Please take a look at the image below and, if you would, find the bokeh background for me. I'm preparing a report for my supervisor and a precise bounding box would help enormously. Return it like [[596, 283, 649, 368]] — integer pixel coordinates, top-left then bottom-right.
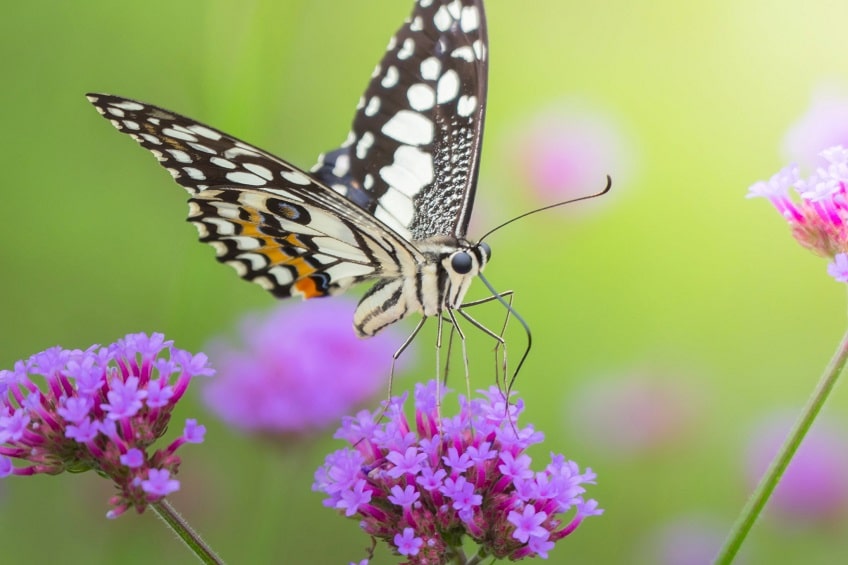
[[3, 0, 848, 563]]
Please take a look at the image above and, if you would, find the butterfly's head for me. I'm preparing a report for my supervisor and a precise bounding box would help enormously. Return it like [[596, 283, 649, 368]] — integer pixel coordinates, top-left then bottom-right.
[[442, 241, 491, 309]]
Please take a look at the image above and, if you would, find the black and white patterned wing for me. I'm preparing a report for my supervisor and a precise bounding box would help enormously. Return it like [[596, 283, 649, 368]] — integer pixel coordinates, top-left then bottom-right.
[[87, 93, 421, 299], [314, 0, 488, 242]]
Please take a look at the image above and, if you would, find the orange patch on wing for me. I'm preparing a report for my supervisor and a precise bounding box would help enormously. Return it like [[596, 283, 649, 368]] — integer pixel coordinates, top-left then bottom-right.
[[294, 276, 322, 298], [234, 210, 314, 266], [257, 246, 294, 265], [285, 256, 317, 276]]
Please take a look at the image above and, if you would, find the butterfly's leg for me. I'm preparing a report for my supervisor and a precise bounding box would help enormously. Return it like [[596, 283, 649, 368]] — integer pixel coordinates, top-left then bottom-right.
[[441, 317, 457, 386], [456, 307, 505, 384], [373, 317, 429, 423], [459, 290, 515, 390], [435, 316, 445, 424], [445, 308, 471, 402]]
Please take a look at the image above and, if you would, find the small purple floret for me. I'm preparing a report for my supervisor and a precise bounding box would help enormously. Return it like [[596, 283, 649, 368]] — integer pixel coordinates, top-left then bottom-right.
[[120, 448, 144, 469], [141, 468, 180, 496], [394, 528, 424, 557]]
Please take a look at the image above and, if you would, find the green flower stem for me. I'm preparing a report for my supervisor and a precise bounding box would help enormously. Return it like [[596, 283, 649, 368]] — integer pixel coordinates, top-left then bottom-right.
[[151, 499, 225, 565], [715, 326, 848, 564]]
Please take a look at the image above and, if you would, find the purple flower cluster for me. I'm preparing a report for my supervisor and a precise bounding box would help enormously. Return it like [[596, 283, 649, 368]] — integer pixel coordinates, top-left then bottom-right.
[[313, 381, 601, 563], [748, 145, 848, 281], [203, 299, 407, 435], [0, 332, 213, 518]]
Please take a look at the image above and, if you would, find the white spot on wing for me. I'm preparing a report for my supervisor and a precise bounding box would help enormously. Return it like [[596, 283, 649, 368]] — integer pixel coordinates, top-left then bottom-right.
[[460, 5, 480, 31], [410, 15, 424, 31], [141, 134, 162, 145], [205, 217, 237, 236], [398, 38, 415, 60], [122, 120, 140, 130], [224, 146, 259, 159], [226, 171, 266, 186], [356, 132, 375, 159], [267, 266, 295, 285], [162, 127, 198, 142], [379, 145, 433, 197], [244, 163, 273, 181], [420, 57, 441, 81], [188, 142, 215, 154], [211, 157, 236, 169], [381, 66, 399, 88], [437, 70, 460, 104], [433, 5, 453, 31], [254, 276, 275, 292], [364, 96, 381, 117], [281, 170, 312, 185], [184, 167, 206, 180], [106, 107, 125, 118], [376, 189, 415, 227], [324, 262, 374, 281], [457, 95, 477, 117], [381, 110, 433, 145], [332, 153, 350, 177], [451, 45, 475, 62], [473, 39, 486, 60], [187, 124, 222, 140], [167, 149, 192, 163], [407, 83, 435, 111], [113, 101, 144, 111]]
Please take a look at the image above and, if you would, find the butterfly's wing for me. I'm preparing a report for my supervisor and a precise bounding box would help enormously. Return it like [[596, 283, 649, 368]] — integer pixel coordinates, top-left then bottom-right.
[[87, 93, 422, 299], [314, 0, 488, 242]]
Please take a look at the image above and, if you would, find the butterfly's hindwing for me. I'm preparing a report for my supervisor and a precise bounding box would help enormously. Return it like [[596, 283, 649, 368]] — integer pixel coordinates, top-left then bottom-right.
[[87, 93, 422, 300], [315, 0, 488, 241]]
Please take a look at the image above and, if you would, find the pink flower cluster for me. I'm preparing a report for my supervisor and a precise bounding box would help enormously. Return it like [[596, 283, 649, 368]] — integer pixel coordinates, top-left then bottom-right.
[[203, 299, 407, 435], [0, 332, 213, 518], [748, 145, 848, 281], [314, 381, 601, 564]]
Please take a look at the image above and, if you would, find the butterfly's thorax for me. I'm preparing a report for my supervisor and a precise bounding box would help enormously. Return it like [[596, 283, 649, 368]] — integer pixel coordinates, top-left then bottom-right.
[[353, 237, 489, 337]]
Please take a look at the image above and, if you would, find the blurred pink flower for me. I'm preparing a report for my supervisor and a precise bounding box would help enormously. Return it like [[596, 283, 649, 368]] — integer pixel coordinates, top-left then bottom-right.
[[745, 413, 848, 525], [645, 516, 741, 565], [203, 298, 409, 436], [567, 366, 706, 456], [784, 85, 848, 169], [507, 101, 636, 205]]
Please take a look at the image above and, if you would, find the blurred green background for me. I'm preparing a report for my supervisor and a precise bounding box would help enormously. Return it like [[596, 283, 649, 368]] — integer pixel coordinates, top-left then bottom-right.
[[3, 0, 848, 563]]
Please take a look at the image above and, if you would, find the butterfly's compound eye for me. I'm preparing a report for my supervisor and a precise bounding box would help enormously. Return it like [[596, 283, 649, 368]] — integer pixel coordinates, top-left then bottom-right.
[[451, 251, 474, 274], [479, 242, 491, 261]]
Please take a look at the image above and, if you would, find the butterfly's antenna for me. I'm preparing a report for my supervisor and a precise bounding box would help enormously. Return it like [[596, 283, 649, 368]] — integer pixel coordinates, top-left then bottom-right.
[[477, 272, 531, 392], [478, 175, 612, 244]]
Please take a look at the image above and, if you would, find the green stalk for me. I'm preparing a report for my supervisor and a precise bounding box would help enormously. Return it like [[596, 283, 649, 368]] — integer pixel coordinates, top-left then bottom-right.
[[715, 326, 848, 563], [151, 499, 225, 565]]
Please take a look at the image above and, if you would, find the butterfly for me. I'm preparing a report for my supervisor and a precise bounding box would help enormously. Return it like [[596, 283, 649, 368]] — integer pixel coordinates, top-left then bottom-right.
[[88, 0, 501, 355]]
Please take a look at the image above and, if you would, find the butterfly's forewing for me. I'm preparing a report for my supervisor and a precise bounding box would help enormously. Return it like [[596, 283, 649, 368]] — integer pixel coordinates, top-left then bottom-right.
[[87, 94, 421, 300], [315, 0, 488, 241]]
